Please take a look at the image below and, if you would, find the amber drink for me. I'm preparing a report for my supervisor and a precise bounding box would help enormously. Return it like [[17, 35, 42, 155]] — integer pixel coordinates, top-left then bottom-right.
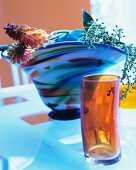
[[80, 75, 121, 165]]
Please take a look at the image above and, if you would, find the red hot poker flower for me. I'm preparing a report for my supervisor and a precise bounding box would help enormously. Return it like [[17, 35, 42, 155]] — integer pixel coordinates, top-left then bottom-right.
[[21, 27, 49, 47], [4, 23, 49, 47], [4, 23, 49, 63], [7, 43, 34, 64]]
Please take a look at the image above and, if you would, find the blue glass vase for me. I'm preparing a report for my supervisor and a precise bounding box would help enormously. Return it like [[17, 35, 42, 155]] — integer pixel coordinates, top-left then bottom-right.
[[1, 42, 126, 120]]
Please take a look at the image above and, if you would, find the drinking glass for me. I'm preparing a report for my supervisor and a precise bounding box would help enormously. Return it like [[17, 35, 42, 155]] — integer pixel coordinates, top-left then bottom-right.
[[80, 74, 121, 165]]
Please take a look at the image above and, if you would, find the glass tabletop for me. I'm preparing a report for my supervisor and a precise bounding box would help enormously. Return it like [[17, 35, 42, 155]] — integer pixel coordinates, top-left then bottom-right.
[[0, 84, 136, 170]]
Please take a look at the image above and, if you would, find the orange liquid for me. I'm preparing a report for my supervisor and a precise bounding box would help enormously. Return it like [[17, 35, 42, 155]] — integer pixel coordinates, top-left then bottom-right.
[[81, 75, 120, 160]]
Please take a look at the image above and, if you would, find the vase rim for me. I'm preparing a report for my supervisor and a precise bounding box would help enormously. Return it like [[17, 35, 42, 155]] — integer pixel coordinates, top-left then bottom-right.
[[43, 41, 125, 54], [0, 41, 125, 60]]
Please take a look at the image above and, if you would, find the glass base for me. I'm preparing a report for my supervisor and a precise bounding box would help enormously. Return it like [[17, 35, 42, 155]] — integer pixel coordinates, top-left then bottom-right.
[[48, 109, 80, 120], [85, 152, 121, 165]]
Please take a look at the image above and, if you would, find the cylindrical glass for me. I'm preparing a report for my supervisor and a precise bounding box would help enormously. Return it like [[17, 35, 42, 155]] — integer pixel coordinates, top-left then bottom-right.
[[80, 74, 121, 165]]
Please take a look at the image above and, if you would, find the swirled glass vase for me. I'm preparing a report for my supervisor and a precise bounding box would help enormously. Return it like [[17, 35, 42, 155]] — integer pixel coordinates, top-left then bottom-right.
[[1, 42, 126, 120]]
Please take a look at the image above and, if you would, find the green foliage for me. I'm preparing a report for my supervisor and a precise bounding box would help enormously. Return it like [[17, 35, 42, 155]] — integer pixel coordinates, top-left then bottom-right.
[[82, 10, 136, 99]]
